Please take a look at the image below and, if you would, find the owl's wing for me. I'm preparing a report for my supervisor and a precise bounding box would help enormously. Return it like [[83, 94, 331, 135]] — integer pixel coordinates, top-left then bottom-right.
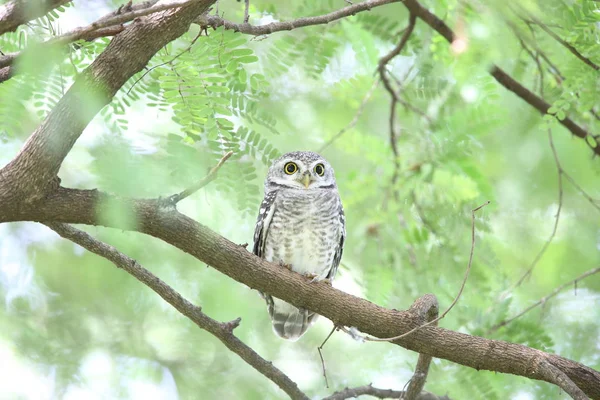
[[252, 190, 278, 307], [252, 190, 278, 258], [326, 204, 346, 281]]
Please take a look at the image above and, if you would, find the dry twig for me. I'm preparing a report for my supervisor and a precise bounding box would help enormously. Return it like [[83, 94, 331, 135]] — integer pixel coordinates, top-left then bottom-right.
[[319, 78, 379, 152], [512, 130, 563, 288], [168, 151, 233, 204], [488, 266, 600, 333], [366, 200, 490, 342]]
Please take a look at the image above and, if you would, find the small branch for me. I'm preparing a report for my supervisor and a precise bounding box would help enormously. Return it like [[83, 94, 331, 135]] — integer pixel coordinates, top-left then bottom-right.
[[319, 78, 379, 152], [538, 360, 588, 400], [512, 130, 563, 288], [322, 384, 451, 400], [366, 201, 490, 342], [45, 222, 309, 400], [527, 14, 599, 72], [317, 325, 338, 388], [562, 172, 600, 213], [243, 0, 250, 23], [322, 384, 405, 400], [488, 266, 600, 333], [167, 151, 233, 204], [197, 0, 401, 35], [404, 294, 439, 400], [378, 13, 417, 203]]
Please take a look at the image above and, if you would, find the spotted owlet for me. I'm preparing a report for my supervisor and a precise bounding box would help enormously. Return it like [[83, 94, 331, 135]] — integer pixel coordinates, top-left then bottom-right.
[[252, 151, 346, 341]]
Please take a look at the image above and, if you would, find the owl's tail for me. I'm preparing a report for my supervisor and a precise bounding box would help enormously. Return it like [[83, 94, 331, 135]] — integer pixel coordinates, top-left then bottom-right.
[[267, 297, 318, 341]]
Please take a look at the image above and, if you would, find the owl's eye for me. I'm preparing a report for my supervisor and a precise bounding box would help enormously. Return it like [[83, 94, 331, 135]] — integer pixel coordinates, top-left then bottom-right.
[[284, 162, 298, 175], [314, 163, 325, 176]]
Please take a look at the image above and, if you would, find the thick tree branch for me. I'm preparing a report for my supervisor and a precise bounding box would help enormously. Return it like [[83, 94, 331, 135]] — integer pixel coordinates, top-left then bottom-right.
[[45, 222, 309, 400], [0, 0, 70, 35], [0, 0, 217, 204], [2, 187, 599, 399], [400, 0, 599, 157]]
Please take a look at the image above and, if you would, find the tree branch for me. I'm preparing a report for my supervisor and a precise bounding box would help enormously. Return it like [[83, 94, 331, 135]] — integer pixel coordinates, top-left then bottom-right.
[[45, 222, 309, 400], [2, 187, 599, 399], [538, 360, 589, 400], [404, 294, 439, 400], [322, 384, 451, 400], [197, 0, 400, 35], [0, 0, 70, 35], [400, 0, 599, 157]]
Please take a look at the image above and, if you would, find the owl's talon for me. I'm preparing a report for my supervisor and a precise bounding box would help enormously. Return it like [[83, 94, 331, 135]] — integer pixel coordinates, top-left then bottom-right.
[[322, 278, 332, 286], [278, 260, 293, 271]]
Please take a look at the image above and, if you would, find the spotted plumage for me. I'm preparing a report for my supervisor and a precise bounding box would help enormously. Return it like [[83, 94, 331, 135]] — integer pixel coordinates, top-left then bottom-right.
[[253, 151, 345, 341]]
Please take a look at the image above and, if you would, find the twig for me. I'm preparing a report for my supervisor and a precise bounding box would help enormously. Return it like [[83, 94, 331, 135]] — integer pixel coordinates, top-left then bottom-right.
[[488, 266, 600, 334], [317, 325, 338, 388], [365, 200, 490, 342], [45, 222, 309, 400], [512, 130, 563, 288], [378, 12, 417, 104], [127, 29, 203, 95], [167, 151, 233, 204], [378, 13, 417, 206], [411, 191, 437, 234], [527, 14, 599, 71], [562, 172, 600, 213], [319, 78, 379, 152], [243, 0, 250, 23]]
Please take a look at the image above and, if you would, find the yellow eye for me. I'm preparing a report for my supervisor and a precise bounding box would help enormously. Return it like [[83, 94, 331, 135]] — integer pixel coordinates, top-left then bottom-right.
[[314, 163, 325, 176], [284, 162, 298, 175]]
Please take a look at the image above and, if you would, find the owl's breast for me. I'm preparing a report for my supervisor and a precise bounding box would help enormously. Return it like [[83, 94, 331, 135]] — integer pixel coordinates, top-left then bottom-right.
[[264, 190, 341, 279]]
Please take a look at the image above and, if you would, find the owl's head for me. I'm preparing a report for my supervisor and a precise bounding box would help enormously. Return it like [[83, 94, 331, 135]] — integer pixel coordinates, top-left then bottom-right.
[[265, 151, 337, 191]]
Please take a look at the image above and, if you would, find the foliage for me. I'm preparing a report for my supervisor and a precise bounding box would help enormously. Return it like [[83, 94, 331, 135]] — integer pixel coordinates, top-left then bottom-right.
[[0, 0, 599, 399]]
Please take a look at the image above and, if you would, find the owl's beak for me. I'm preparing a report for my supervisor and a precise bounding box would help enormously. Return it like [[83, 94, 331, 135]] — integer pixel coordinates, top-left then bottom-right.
[[300, 174, 311, 188]]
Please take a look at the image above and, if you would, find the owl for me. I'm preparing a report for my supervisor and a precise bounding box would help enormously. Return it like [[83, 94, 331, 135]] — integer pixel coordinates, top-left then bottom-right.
[[252, 151, 345, 341]]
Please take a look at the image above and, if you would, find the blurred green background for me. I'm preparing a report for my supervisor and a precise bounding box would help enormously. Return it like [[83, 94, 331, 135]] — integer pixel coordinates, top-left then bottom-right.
[[0, 0, 599, 399]]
